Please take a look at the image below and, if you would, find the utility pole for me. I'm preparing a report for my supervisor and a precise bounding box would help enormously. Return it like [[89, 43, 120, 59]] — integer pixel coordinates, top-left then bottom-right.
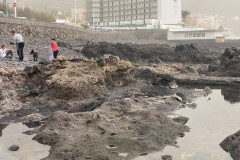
[[23, 0, 25, 10], [14, 0, 17, 18], [6, 0, 8, 17], [114, 12, 116, 30], [92, 8, 94, 29], [75, 0, 77, 27]]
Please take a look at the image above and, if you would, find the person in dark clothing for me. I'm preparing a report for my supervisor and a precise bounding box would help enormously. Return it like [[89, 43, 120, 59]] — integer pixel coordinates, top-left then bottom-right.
[[12, 31, 25, 61]]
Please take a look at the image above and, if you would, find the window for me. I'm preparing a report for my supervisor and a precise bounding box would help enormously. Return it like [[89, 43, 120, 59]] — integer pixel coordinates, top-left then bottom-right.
[[184, 32, 206, 38]]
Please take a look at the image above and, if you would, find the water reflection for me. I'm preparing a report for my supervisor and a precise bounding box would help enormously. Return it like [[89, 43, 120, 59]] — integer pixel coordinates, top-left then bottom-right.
[[135, 90, 240, 160], [221, 87, 240, 104], [0, 123, 50, 160]]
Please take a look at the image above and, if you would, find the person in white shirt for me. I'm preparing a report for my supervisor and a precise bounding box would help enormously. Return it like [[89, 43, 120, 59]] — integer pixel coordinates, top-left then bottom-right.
[[0, 45, 15, 58], [12, 31, 24, 61]]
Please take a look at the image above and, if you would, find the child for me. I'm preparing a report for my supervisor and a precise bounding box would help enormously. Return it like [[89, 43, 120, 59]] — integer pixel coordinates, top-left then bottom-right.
[[51, 38, 59, 59], [0, 45, 15, 58], [49, 44, 53, 62]]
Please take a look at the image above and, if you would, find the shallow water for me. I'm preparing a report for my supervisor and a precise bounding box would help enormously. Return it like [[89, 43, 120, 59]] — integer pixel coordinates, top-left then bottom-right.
[[0, 123, 50, 160], [135, 89, 240, 160]]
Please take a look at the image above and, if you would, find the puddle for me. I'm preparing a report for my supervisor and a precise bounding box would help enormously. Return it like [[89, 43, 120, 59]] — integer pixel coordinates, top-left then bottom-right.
[[135, 89, 240, 160], [0, 123, 50, 160]]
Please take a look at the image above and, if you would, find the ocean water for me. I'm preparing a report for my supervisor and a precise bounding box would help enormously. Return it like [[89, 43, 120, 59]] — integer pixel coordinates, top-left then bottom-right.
[[135, 89, 240, 160]]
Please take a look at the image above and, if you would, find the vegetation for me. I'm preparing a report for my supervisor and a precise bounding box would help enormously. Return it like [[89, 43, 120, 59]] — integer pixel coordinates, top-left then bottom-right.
[[0, 2, 56, 23], [182, 10, 191, 23], [0, 2, 6, 13], [218, 25, 224, 31], [82, 24, 89, 29], [16, 8, 56, 22]]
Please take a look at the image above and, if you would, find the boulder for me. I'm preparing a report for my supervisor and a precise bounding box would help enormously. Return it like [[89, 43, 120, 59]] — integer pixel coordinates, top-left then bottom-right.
[[173, 116, 189, 124], [162, 155, 172, 160], [220, 130, 240, 160], [208, 65, 218, 72], [215, 47, 240, 77], [38, 58, 50, 65], [9, 145, 19, 151], [97, 57, 106, 67], [135, 68, 158, 85], [175, 44, 198, 52]]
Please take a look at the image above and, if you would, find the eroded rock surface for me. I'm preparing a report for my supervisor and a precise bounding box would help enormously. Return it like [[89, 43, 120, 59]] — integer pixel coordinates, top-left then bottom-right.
[[220, 130, 240, 160]]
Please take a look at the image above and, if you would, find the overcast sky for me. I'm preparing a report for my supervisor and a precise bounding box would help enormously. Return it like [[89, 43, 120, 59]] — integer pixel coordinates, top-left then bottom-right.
[[183, 0, 240, 16], [12, 0, 240, 17]]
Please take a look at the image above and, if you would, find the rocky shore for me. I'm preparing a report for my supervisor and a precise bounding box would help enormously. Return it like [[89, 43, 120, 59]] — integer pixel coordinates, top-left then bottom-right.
[[0, 29, 239, 160], [0, 55, 205, 159]]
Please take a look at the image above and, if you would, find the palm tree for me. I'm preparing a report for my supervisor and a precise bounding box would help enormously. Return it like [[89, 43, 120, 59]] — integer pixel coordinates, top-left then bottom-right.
[[182, 10, 190, 23]]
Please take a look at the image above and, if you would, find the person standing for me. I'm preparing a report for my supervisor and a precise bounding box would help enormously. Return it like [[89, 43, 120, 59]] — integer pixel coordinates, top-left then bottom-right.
[[51, 38, 59, 59], [12, 31, 24, 61], [49, 44, 53, 62]]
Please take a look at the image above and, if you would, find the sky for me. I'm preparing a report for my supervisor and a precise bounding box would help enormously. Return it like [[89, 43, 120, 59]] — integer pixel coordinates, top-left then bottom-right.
[[4, 0, 240, 17], [183, 0, 240, 16]]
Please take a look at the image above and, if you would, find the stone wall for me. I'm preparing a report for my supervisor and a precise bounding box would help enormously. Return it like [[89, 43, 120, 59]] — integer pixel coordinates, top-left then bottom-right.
[[0, 17, 168, 43], [0, 17, 93, 41]]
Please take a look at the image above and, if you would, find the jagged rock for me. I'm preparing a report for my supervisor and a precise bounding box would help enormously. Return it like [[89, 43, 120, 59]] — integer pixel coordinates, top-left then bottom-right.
[[39, 58, 50, 65], [175, 44, 198, 52], [9, 145, 19, 151], [213, 47, 240, 77], [173, 116, 189, 124], [162, 155, 173, 160], [176, 92, 187, 102], [135, 68, 158, 85], [208, 65, 219, 72], [187, 103, 197, 109], [169, 80, 178, 89], [97, 58, 106, 67], [0, 124, 7, 137], [220, 130, 240, 160], [24, 66, 41, 75], [222, 47, 240, 60], [172, 94, 183, 102], [203, 86, 212, 95], [186, 66, 196, 73]]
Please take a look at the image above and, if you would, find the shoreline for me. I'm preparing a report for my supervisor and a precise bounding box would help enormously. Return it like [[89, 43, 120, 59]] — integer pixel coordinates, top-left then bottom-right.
[[0, 34, 239, 159]]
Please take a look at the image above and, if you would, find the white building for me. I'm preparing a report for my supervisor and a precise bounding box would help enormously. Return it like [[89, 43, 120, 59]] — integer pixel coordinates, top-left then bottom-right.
[[87, 0, 182, 30], [158, 0, 182, 27], [55, 20, 70, 25], [168, 28, 227, 41]]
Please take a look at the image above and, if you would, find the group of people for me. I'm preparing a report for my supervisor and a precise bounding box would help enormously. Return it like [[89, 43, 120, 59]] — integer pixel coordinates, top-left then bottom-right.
[[0, 31, 59, 62]]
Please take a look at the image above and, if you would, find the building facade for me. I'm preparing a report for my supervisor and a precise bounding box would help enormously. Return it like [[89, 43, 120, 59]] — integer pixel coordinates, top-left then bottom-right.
[[86, 0, 181, 30], [71, 8, 86, 22], [167, 29, 227, 41], [2, 0, 6, 5]]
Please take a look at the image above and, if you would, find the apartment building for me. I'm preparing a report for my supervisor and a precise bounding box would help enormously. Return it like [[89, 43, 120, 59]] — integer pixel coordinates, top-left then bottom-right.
[[86, 0, 182, 29]]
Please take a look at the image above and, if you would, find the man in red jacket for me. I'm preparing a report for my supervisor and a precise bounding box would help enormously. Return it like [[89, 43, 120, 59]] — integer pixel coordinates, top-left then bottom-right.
[[51, 38, 59, 59]]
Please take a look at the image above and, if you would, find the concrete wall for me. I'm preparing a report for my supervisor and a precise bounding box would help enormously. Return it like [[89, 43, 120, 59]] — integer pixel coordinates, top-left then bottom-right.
[[168, 30, 218, 40]]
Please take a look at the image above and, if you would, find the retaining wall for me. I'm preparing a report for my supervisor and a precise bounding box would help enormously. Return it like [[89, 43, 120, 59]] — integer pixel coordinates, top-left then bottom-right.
[[0, 17, 168, 43]]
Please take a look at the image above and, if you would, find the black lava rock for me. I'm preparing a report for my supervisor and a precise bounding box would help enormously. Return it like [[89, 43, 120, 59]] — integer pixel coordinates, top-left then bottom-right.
[[9, 145, 19, 151], [135, 68, 158, 85]]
